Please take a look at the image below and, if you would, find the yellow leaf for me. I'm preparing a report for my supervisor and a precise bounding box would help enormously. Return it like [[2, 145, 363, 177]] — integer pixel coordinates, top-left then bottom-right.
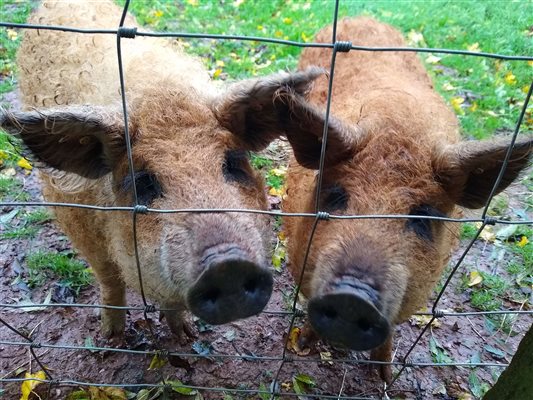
[[17, 157, 32, 171], [442, 82, 456, 91], [450, 97, 465, 112], [301, 32, 310, 42], [274, 30, 283, 38], [469, 102, 478, 112], [504, 71, 516, 85], [256, 25, 264, 31], [268, 186, 284, 197], [425, 54, 441, 64], [153, 10, 163, 18], [467, 42, 480, 52], [20, 371, 46, 400], [148, 353, 167, 370], [186, 0, 198, 6], [272, 246, 286, 271], [215, 60, 225, 67], [468, 271, 483, 287], [319, 351, 333, 365], [410, 310, 442, 328], [528, 60, 533, 67], [7, 29, 18, 41], [281, 382, 292, 391], [213, 68, 222, 79], [283, 17, 293, 25], [523, 85, 531, 94], [270, 166, 287, 177], [0, 150, 8, 160], [407, 30, 424, 46], [518, 236, 529, 247], [88, 386, 127, 399], [277, 231, 286, 241]]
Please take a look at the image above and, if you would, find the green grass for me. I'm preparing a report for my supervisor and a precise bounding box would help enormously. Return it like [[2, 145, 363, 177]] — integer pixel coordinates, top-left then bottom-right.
[[460, 223, 479, 240], [25, 251, 93, 294], [0, 225, 38, 239], [0, 0, 34, 95], [24, 208, 53, 225], [120, 0, 533, 140]]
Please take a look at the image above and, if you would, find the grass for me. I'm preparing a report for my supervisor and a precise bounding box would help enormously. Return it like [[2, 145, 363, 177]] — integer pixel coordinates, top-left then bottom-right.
[[25, 251, 93, 294]]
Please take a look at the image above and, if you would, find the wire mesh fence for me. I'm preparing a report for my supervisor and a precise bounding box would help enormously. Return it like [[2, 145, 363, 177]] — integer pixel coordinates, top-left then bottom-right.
[[0, 0, 532, 398]]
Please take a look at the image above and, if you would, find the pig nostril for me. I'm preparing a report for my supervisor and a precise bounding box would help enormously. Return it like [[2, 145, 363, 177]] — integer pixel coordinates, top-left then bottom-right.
[[358, 318, 372, 332], [324, 308, 337, 320], [202, 288, 221, 305], [243, 279, 258, 295]]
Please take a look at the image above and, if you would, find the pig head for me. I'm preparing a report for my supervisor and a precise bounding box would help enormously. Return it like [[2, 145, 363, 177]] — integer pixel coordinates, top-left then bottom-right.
[[1, 67, 331, 338]]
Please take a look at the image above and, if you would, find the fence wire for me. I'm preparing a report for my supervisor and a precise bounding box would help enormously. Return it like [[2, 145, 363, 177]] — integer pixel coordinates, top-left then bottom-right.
[[0, 0, 532, 399]]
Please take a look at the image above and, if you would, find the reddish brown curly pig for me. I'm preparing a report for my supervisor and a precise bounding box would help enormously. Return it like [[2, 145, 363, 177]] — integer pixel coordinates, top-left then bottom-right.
[[282, 17, 532, 382], [0, 0, 331, 340]]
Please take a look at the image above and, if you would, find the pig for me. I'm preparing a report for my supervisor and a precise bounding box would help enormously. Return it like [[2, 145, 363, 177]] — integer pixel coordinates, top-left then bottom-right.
[[0, 0, 330, 339], [282, 17, 533, 381]]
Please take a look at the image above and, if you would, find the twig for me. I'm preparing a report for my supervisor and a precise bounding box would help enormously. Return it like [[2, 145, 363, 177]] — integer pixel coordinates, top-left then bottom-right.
[[336, 366, 347, 399], [467, 317, 485, 341]]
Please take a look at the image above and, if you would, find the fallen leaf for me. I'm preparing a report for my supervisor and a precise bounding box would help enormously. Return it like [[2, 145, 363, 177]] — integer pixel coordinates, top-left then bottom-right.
[[425, 54, 442, 64], [16, 290, 53, 312], [17, 158, 32, 171], [467, 42, 480, 52], [20, 371, 46, 400], [475, 222, 495, 242], [283, 17, 293, 25], [7, 29, 18, 41], [286, 327, 311, 356], [319, 351, 333, 365], [407, 30, 424, 46], [504, 71, 516, 85], [272, 246, 286, 272], [468, 271, 483, 287], [87, 386, 128, 399], [442, 82, 456, 91], [410, 313, 442, 328], [450, 97, 465, 112], [517, 236, 529, 247], [1, 167, 16, 177], [213, 68, 222, 79], [148, 353, 167, 370]]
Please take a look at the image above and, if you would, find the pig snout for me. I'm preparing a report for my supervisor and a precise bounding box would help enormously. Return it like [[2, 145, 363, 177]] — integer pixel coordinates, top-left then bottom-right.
[[187, 244, 273, 325], [307, 277, 390, 350]]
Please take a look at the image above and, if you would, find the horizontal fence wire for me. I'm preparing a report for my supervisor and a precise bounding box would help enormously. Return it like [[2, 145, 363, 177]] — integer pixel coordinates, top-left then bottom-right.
[[1, 0, 532, 398]]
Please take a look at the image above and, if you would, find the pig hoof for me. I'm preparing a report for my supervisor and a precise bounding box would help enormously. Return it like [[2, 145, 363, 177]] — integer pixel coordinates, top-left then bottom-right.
[[100, 312, 125, 338], [162, 311, 197, 344], [188, 247, 273, 325], [378, 364, 392, 385]]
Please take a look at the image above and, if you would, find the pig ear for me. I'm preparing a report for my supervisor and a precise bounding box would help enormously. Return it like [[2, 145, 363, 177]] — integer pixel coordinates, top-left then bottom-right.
[[0, 106, 125, 179], [434, 137, 533, 209], [214, 66, 362, 167]]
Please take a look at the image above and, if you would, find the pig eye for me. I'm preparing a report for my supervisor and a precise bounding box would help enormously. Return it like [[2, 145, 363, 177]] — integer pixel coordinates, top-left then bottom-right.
[[406, 205, 444, 241], [320, 185, 348, 212], [122, 170, 163, 206], [223, 150, 253, 186]]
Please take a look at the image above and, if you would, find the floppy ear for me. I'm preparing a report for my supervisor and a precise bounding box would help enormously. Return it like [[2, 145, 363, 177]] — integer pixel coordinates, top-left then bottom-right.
[[214, 66, 362, 168], [0, 106, 125, 179], [433, 137, 533, 208]]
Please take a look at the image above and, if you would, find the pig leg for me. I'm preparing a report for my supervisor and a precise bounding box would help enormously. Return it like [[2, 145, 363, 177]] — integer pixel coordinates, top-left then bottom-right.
[[370, 335, 393, 384], [91, 261, 126, 338], [161, 303, 197, 344]]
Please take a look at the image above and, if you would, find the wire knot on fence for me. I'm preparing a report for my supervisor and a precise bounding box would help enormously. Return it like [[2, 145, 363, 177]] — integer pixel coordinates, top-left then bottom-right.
[[117, 26, 137, 39], [334, 41, 352, 52]]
